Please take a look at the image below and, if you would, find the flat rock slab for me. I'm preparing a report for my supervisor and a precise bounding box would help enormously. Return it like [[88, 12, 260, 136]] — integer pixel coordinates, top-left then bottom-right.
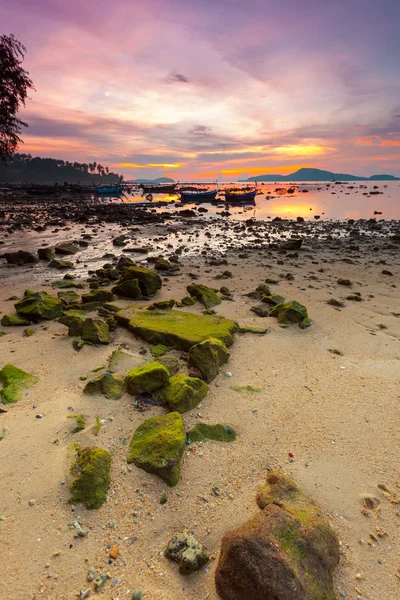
[[127, 309, 239, 351]]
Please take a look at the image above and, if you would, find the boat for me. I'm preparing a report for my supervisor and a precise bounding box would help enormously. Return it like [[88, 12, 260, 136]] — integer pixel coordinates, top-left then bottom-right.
[[225, 190, 257, 203], [69, 184, 96, 193], [180, 190, 218, 202], [24, 184, 61, 196], [139, 182, 177, 194], [95, 184, 125, 195]]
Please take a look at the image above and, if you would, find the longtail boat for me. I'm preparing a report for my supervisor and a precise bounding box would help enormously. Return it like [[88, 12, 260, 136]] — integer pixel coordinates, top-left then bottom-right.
[[139, 182, 177, 193], [224, 190, 257, 203], [95, 184, 125, 195], [180, 190, 218, 202]]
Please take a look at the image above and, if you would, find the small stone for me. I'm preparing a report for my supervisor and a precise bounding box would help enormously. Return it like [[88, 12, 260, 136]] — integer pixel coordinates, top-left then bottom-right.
[[109, 545, 119, 559]]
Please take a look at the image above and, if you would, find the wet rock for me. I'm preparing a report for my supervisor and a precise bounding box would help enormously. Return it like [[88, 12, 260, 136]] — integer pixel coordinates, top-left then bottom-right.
[[337, 278, 352, 286], [15, 290, 63, 321], [215, 470, 339, 600], [82, 317, 110, 344], [261, 294, 285, 307], [187, 284, 221, 309], [125, 361, 170, 395], [58, 310, 87, 336], [112, 278, 141, 299], [280, 239, 303, 251], [118, 265, 162, 297], [270, 301, 311, 329], [0, 363, 38, 403], [81, 289, 114, 304], [57, 290, 80, 306], [188, 338, 230, 383], [154, 258, 178, 272], [127, 309, 238, 351], [166, 529, 209, 574], [160, 374, 208, 413], [127, 412, 186, 486], [113, 235, 127, 247], [326, 298, 344, 307], [48, 258, 74, 270], [84, 371, 126, 399], [1, 314, 30, 326], [180, 296, 196, 306], [347, 294, 362, 302], [55, 243, 80, 255], [69, 445, 111, 509], [37, 247, 55, 261], [152, 299, 176, 310], [187, 423, 236, 443], [0, 250, 38, 265], [250, 306, 269, 317], [245, 284, 271, 301], [382, 269, 393, 276]]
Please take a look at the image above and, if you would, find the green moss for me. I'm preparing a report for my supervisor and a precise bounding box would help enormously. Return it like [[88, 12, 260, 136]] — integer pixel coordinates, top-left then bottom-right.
[[15, 291, 63, 321], [152, 299, 176, 310], [250, 306, 269, 317], [232, 385, 261, 393], [127, 309, 238, 351], [0, 364, 38, 404], [261, 294, 285, 306], [188, 337, 230, 383], [274, 522, 306, 559], [187, 283, 221, 309], [67, 414, 85, 433], [115, 305, 137, 327], [55, 242, 80, 255], [82, 317, 110, 344], [238, 326, 268, 334], [180, 296, 196, 306], [1, 315, 30, 326], [69, 445, 111, 509], [157, 355, 180, 375], [270, 301, 310, 328], [84, 371, 126, 400], [127, 412, 186, 486], [150, 344, 170, 358], [23, 328, 35, 337], [58, 310, 86, 336], [125, 361, 170, 395], [119, 265, 162, 297], [188, 423, 236, 443], [112, 278, 141, 299], [57, 290, 80, 306], [81, 289, 114, 304], [160, 374, 208, 413], [51, 280, 86, 289]]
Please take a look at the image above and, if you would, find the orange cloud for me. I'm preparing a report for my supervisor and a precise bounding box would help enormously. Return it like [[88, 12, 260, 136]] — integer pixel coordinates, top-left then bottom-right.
[[118, 163, 182, 168], [358, 136, 400, 147], [273, 144, 336, 156], [185, 164, 316, 179]]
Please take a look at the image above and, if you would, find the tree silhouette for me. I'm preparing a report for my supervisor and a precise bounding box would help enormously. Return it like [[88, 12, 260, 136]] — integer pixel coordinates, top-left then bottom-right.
[[0, 34, 35, 162]]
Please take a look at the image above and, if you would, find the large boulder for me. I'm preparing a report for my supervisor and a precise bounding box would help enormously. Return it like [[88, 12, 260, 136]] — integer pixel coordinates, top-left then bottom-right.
[[269, 301, 311, 329], [15, 290, 63, 321], [127, 309, 238, 351], [119, 266, 162, 298], [125, 361, 170, 395], [187, 283, 221, 309], [112, 278, 141, 299], [215, 471, 339, 600], [166, 530, 209, 574], [161, 374, 208, 413], [0, 363, 38, 404], [0, 250, 38, 265], [69, 445, 111, 509], [188, 338, 230, 383], [127, 412, 186, 486], [81, 317, 110, 344]]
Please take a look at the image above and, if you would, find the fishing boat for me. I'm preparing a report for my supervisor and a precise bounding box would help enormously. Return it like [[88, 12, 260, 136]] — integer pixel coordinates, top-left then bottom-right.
[[224, 190, 257, 203], [139, 182, 177, 194], [69, 183, 96, 193], [95, 184, 125, 195], [180, 190, 218, 202]]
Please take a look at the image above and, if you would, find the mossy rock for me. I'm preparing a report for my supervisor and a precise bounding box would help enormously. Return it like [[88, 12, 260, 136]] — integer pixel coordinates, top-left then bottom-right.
[[347, 294, 362, 302], [127, 309, 238, 351], [112, 278, 141, 299], [48, 258, 74, 270], [188, 423, 236, 443], [0, 363, 38, 404], [15, 291, 63, 321], [215, 470, 339, 600], [67, 414, 85, 433], [1, 314, 30, 326], [84, 371, 126, 400], [57, 290, 80, 306], [154, 258, 174, 271], [250, 306, 269, 318], [188, 338, 230, 383], [152, 299, 176, 310], [166, 530, 209, 574], [157, 355, 180, 376], [96, 267, 120, 280], [262, 294, 285, 307], [246, 284, 271, 300], [238, 325, 268, 334], [119, 265, 162, 298], [180, 296, 196, 306], [270, 301, 310, 329], [187, 284, 221, 309], [326, 298, 344, 307], [127, 412, 186, 486], [37, 247, 55, 261], [125, 361, 170, 395], [58, 310, 86, 336], [160, 374, 208, 413], [55, 243, 80, 255], [150, 344, 170, 358], [82, 318, 110, 344], [51, 280, 86, 289], [81, 289, 114, 304], [69, 445, 111, 509], [115, 305, 137, 327]]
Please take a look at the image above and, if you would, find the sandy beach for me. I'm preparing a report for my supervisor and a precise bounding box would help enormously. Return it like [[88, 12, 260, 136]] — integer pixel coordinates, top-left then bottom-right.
[[1, 199, 400, 600]]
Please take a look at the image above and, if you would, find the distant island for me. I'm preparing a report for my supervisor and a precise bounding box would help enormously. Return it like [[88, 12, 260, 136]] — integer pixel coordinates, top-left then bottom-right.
[[240, 168, 399, 182], [125, 177, 175, 184]]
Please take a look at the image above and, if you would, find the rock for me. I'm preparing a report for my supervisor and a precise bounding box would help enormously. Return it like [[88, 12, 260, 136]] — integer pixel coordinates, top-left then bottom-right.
[[250, 306, 269, 317], [127, 412, 186, 486], [127, 309, 238, 351], [215, 471, 339, 600], [150, 344, 170, 358], [112, 278, 141, 299], [81, 318, 110, 344], [109, 545, 119, 560], [115, 305, 137, 327], [165, 530, 209, 574], [180, 296, 197, 306], [119, 265, 162, 297], [84, 371, 126, 399], [55, 243, 80, 255], [58, 310, 86, 336], [152, 299, 176, 309], [48, 258, 74, 270], [154, 258, 175, 271], [337, 278, 352, 286], [81, 289, 114, 304], [188, 338, 230, 383], [187, 283, 221, 309], [69, 445, 111, 509], [187, 423, 236, 443], [382, 269, 393, 276], [239, 326, 268, 334], [23, 327, 35, 337], [15, 290, 63, 321], [0, 364, 38, 403], [113, 235, 127, 247], [160, 374, 208, 413], [245, 284, 271, 301], [125, 361, 170, 395], [37, 247, 55, 261], [57, 290, 80, 306], [157, 355, 180, 375], [1, 315, 30, 326], [327, 298, 344, 307], [347, 294, 362, 302], [262, 294, 285, 306], [0, 250, 38, 265], [270, 301, 311, 328], [95, 267, 120, 280], [281, 239, 303, 250], [107, 347, 138, 373]]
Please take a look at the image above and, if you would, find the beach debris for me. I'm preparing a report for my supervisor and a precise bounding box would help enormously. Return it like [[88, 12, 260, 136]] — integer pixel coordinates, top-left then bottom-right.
[[94, 573, 110, 591], [187, 423, 236, 443], [160, 374, 208, 413], [15, 290, 63, 320], [0, 364, 38, 404], [165, 529, 209, 574], [69, 445, 111, 509], [215, 471, 339, 599], [188, 338, 230, 383], [127, 412, 186, 486], [125, 361, 170, 395]]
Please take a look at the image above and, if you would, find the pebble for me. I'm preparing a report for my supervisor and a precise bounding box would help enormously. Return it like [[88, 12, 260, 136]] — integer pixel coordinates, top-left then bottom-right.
[[28, 499, 36, 506], [109, 544, 119, 559], [225, 371, 232, 377], [35, 414, 43, 419]]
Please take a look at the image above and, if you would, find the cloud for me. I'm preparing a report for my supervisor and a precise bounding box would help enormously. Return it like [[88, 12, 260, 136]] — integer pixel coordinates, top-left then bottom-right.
[[188, 125, 212, 136], [166, 71, 190, 83]]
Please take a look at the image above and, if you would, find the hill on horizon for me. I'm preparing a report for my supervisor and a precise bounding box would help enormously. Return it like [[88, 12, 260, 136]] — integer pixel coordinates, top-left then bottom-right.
[[125, 177, 175, 184], [240, 167, 399, 182]]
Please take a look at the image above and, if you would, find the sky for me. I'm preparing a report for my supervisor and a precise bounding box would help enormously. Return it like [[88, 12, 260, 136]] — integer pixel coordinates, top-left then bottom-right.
[[2, 0, 400, 181]]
